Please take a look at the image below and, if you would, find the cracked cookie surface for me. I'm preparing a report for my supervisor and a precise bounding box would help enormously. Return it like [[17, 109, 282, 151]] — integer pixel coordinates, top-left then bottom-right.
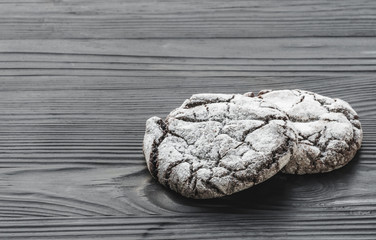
[[143, 94, 297, 199], [257, 89, 363, 174]]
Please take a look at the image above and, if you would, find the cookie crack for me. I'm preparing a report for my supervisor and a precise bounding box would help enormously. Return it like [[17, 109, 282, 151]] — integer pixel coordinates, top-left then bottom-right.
[[173, 116, 220, 123], [149, 119, 169, 179], [183, 95, 235, 109], [167, 131, 190, 146], [163, 159, 186, 189], [204, 171, 226, 196], [291, 94, 306, 108]]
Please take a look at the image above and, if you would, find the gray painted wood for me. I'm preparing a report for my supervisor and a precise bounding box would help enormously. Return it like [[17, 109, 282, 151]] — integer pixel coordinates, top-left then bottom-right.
[[0, 0, 376, 39], [0, 1, 375, 239]]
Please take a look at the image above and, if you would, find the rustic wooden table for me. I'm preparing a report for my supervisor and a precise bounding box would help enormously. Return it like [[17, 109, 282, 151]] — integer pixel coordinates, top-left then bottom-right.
[[0, 1, 375, 239]]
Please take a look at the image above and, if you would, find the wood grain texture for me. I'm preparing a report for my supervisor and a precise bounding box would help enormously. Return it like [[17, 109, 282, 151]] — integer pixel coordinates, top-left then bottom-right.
[[1, 215, 376, 239], [0, 0, 376, 239], [0, 0, 375, 39]]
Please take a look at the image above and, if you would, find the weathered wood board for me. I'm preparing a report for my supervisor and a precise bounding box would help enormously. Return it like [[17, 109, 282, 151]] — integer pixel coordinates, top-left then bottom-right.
[[0, 1, 375, 239]]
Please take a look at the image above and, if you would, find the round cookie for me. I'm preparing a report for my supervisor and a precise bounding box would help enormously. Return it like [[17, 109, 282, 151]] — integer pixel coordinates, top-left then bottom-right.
[[257, 89, 363, 174], [143, 93, 297, 199]]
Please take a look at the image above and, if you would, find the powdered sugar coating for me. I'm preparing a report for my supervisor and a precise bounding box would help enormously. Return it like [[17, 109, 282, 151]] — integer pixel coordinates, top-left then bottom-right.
[[143, 94, 297, 199], [257, 89, 363, 174]]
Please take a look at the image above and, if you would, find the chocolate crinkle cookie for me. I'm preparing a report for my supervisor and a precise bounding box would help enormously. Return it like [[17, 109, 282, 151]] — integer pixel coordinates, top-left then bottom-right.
[[143, 90, 363, 199], [257, 89, 363, 175], [143, 94, 297, 199]]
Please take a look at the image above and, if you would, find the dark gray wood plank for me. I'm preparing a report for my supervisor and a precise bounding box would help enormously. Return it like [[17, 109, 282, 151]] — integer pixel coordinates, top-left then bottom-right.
[[0, 215, 376, 239], [0, 153, 375, 217], [0, 0, 375, 39], [1, 38, 376, 77], [1, 0, 376, 236]]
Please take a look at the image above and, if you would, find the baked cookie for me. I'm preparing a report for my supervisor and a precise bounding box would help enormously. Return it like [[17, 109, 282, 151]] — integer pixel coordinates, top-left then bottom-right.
[[143, 94, 297, 199], [257, 89, 363, 174]]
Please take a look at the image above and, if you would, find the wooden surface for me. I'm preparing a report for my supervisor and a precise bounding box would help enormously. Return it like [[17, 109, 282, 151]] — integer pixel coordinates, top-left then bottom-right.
[[0, 1, 376, 239]]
